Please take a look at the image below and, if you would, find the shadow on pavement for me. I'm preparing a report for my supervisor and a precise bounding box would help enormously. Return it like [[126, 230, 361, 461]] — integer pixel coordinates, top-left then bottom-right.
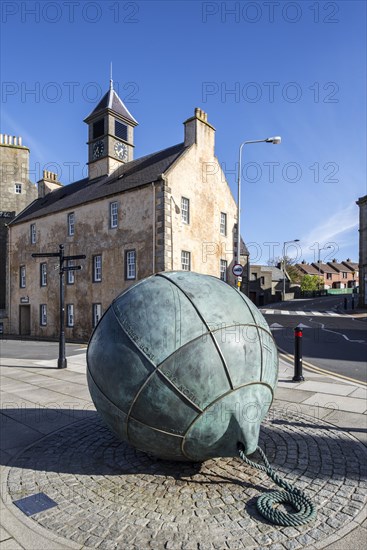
[[1, 408, 366, 482], [1, 364, 59, 369]]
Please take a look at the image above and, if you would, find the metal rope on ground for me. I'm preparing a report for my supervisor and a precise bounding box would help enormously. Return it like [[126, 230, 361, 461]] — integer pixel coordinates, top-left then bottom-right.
[[238, 444, 317, 527]]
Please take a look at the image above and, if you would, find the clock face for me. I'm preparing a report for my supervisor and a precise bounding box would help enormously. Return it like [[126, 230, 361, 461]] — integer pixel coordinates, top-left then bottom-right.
[[93, 140, 104, 160], [114, 141, 127, 161]]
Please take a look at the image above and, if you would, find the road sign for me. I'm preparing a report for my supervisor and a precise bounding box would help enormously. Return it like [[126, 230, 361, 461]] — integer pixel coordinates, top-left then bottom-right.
[[237, 276, 242, 282], [31, 252, 60, 258], [63, 265, 82, 271], [232, 264, 243, 276]]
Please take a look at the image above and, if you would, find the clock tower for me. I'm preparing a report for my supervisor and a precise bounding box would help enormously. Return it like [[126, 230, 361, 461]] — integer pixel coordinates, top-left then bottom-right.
[[84, 79, 138, 180]]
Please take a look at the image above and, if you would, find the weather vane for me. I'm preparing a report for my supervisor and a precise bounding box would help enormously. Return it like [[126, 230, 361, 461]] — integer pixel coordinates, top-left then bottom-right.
[[110, 62, 113, 91]]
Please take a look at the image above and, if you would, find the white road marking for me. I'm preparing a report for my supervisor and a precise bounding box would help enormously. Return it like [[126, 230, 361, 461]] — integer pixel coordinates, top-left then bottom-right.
[[316, 322, 365, 344], [263, 309, 348, 318], [269, 323, 284, 330]]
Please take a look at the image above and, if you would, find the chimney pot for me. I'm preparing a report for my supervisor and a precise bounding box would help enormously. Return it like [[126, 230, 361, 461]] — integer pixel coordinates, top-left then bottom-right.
[[18, 136, 22, 146]]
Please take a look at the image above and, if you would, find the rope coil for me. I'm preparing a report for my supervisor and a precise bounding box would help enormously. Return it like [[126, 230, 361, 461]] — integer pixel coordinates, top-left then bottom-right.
[[238, 444, 317, 527]]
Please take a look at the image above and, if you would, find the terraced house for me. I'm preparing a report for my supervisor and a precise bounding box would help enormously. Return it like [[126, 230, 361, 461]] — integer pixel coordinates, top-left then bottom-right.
[[8, 81, 247, 340], [296, 259, 359, 290]]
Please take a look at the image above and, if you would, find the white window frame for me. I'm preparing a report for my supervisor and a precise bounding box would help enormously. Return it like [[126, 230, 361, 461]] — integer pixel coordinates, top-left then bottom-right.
[[110, 201, 118, 228], [220, 212, 227, 236], [40, 263, 47, 287], [20, 266, 26, 288], [67, 260, 75, 284], [126, 250, 136, 280], [93, 255, 102, 282], [181, 250, 191, 271], [40, 304, 47, 326], [15, 183, 22, 194], [181, 197, 190, 224], [67, 304, 74, 327], [30, 223, 36, 244], [220, 259, 227, 282], [93, 303, 102, 328], [68, 212, 75, 236]]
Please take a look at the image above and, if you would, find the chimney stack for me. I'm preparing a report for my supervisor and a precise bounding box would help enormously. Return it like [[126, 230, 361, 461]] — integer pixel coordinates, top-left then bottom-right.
[[37, 170, 63, 198], [0, 134, 24, 147], [184, 107, 215, 153]]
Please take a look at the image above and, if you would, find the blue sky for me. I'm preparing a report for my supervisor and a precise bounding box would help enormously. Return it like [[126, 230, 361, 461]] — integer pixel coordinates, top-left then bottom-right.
[[1, 0, 366, 265]]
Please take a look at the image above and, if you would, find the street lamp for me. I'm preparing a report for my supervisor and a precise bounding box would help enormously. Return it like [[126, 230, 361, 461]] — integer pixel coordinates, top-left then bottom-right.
[[282, 239, 299, 301], [317, 244, 332, 290], [236, 136, 281, 291]]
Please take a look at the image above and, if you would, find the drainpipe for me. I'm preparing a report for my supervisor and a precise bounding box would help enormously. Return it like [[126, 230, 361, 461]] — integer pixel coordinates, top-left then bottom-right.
[[152, 182, 156, 274], [6, 224, 11, 333], [171, 197, 174, 270]]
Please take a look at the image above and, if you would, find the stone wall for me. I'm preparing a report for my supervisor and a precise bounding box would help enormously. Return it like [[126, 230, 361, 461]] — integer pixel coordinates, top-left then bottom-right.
[[357, 195, 367, 306], [0, 135, 37, 316], [9, 185, 154, 340], [0, 136, 37, 212]]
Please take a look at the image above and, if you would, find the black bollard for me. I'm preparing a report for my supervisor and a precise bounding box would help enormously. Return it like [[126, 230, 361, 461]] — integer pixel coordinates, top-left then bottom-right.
[[351, 295, 355, 310], [344, 297, 347, 310], [293, 326, 305, 382]]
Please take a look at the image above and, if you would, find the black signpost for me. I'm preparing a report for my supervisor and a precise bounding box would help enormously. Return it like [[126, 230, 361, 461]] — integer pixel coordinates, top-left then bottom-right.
[[32, 244, 86, 369]]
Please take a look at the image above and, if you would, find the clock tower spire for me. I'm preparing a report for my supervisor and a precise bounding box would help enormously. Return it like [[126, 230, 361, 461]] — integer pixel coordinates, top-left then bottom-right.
[[84, 79, 138, 180]]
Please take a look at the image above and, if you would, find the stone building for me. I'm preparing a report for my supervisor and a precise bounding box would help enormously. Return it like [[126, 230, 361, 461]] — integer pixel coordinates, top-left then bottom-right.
[[0, 134, 37, 324], [248, 265, 292, 306], [357, 194, 367, 306], [8, 83, 247, 340]]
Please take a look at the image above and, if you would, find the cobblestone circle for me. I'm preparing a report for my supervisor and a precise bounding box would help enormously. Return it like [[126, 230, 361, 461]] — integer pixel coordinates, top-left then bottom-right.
[[7, 408, 367, 550]]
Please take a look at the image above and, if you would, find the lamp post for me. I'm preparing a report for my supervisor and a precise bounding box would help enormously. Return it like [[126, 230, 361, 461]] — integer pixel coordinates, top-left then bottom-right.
[[282, 239, 299, 301], [32, 245, 86, 369], [317, 244, 332, 291], [236, 136, 281, 291]]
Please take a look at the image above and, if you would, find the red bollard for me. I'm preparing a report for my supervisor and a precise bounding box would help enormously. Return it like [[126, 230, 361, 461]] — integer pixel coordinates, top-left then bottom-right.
[[293, 326, 305, 382]]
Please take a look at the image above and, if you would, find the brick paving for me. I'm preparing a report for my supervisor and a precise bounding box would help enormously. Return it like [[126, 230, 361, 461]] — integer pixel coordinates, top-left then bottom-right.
[[5, 407, 367, 549]]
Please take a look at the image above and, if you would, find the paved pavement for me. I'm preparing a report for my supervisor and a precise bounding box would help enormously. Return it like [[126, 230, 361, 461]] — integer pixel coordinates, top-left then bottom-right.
[[0, 341, 366, 549]]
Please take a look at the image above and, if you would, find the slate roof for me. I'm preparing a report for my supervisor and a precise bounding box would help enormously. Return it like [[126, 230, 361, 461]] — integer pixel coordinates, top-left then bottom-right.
[[240, 238, 249, 256], [84, 85, 138, 125], [295, 263, 320, 275], [311, 262, 336, 273], [342, 260, 358, 271], [11, 143, 187, 225], [266, 266, 287, 281], [327, 261, 354, 273], [250, 265, 287, 281]]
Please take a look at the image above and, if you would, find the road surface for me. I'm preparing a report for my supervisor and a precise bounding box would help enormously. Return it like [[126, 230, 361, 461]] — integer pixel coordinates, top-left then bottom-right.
[[260, 296, 366, 384]]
